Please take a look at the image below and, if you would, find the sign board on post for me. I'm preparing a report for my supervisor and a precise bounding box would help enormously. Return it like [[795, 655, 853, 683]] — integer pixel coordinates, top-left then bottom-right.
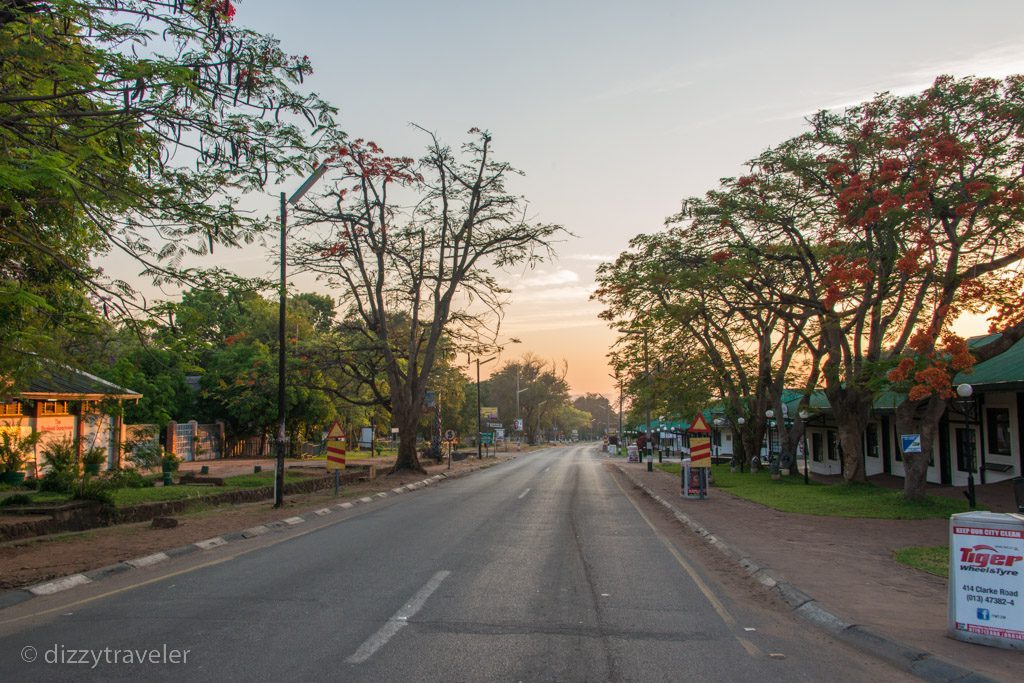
[[480, 406, 499, 420], [688, 413, 712, 469], [948, 511, 1024, 650], [480, 432, 494, 446], [901, 434, 922, 454], [325, 421, 346, 472], [514, 419, 523, 432]]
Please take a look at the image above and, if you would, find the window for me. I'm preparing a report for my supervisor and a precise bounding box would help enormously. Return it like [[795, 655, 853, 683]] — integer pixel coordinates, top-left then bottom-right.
[[955, 428, 977, 472], [40, 401, 69, 416], [812, 432, 823, 462], [827, 430, 838, 461], [0, 401, 22, 416], [986, 408, 1011, 456], [864, 426, 879, 458]]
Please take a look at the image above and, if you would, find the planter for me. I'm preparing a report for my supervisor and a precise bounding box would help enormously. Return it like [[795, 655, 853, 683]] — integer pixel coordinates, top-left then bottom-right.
[[1, 471, 25, 486]]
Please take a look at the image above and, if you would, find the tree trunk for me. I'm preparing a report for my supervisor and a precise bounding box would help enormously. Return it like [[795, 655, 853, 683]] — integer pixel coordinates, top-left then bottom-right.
[[895, 395, 946, 501], [827, 388, 873, 483], [391, 392, 426, 474]]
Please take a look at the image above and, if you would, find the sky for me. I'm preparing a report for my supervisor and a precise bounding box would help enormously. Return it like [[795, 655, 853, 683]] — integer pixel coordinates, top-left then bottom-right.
[[110, 1, 1024, 398]]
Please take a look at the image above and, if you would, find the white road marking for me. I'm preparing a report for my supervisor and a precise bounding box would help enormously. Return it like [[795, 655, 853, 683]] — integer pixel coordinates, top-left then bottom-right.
[[345, 570, 451, 664], [518, 488, 531, 499]]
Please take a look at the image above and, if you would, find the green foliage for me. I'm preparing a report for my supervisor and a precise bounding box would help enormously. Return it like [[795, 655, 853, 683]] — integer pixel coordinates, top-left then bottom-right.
[[40, 438, 78, 476], [655, 464, 966, 519], [73, 480, 115, 507], [0, 431, 40, 473], [127, 439, 164, 471], [101, 469, 154, 489], [82, 446, 106, 466], [161, 452, 181, 472], [893, 545, 948, 578], [0, 493, 33, 507], [0, 0, 337, 392]]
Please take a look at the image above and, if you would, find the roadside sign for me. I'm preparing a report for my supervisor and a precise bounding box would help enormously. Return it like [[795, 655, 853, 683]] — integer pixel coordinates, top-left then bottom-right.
[[481, 406, 499, 420], [514, 419, 523, 431], [689, 413, 711, 433], [948, 512, 1024, 650], [690, 435, 711, 468], [480, 432, 494, 445], [444, 429, 456, 442], [901, 434, 922, 454], [326, 421, 346, 471]]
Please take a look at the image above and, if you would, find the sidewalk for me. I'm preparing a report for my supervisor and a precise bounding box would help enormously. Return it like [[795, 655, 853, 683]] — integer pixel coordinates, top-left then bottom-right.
[[615, 460, 1020, 683]]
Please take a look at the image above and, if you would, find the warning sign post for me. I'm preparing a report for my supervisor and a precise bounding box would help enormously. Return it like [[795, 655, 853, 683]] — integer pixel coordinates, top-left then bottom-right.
[[325, 422, 346, 496]]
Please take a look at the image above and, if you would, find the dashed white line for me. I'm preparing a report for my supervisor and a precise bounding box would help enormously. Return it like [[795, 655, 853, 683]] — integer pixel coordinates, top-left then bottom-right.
[[345, 570, 451, 664], [518, 488, 531, 499]]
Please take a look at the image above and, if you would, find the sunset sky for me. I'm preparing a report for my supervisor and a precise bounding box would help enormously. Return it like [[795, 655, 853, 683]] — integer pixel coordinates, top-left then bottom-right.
[[108, 1, 1024, 398]]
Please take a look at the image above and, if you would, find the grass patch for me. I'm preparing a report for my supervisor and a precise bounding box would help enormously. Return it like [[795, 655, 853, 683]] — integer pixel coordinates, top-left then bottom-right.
[[110, 472, 313, 506], [893, 545, 948, 578], [654, 463, 966, 519]]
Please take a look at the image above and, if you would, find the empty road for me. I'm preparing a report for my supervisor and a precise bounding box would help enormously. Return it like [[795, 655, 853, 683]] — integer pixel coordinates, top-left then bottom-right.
[[0, 444, 908, 681]]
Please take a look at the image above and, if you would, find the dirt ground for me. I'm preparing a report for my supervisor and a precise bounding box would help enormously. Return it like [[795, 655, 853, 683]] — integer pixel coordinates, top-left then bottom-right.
[[0, 455, 513, 591]]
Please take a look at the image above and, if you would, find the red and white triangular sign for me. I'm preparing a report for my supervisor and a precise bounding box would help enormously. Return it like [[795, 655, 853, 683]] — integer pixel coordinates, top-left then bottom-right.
[[689, 413, 711, 433], [326, 421, 345, 440]]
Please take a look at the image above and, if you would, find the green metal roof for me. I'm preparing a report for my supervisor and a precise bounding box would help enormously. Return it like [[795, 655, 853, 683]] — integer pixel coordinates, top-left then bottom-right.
[[954, 334, 1024, 389]]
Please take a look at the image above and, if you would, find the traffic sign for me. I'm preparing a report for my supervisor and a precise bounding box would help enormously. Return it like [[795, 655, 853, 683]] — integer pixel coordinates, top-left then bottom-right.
[[444, 429, 457, 442], [689, 413, 711, 433], [690, 435, 712, 468], [326, 420, 346, 471], [480, 432, 494, 445]]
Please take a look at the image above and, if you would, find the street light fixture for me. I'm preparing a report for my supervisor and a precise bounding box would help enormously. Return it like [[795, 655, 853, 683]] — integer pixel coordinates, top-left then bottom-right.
[[736, 416, 746, 472], [955, 383, 978, 508], [764, 409, 775, 470], [275, 163, 332, 508]]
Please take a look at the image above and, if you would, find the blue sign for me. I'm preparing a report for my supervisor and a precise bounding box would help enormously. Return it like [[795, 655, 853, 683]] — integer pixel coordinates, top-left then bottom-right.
[[977, 608, 991, 621], [901, 434, 922, 454]]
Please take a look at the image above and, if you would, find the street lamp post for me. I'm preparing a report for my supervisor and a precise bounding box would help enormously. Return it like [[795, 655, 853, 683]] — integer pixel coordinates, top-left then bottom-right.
[[713, 417, 724, 464], [736, 416, 745, 472], [764, 409, 776, 472], [475, 355, 496, 459], [955, 383, 978, 509], [275, 164, 331, 508], [799, 408, 811, 485]]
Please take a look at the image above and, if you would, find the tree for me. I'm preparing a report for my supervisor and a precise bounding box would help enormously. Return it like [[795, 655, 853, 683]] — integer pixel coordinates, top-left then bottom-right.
[[292, 132, 564, 471], [486, 355, 573, 445], [0, 0, 335, 388]]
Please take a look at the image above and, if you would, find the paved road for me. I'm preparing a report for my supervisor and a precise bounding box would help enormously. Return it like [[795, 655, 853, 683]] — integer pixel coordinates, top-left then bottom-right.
[[0, 445, 908, 681]]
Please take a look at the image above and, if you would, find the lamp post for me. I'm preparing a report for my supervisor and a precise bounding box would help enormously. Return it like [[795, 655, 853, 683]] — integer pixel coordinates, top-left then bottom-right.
[[475, 355, 496, 459], [955, 383, 978, 509], [275, 163, 331, 508], [764, 409, 775, 470], [736, 416, 746, 472], [799, 408, 811, 485], [713, 417, 724, 464]]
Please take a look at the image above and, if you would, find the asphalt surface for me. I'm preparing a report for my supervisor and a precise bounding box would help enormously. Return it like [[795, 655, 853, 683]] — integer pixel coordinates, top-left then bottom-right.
[[0, 444, 911, 681]]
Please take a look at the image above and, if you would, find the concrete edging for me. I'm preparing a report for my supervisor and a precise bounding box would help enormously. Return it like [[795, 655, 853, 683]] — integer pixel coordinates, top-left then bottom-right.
[[0, 469, 470, 610], [614, 464, 994, 683]]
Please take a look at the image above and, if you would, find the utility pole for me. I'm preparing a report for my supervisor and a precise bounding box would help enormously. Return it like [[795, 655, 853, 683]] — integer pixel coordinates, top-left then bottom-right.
[[475, 356, 495, 459]]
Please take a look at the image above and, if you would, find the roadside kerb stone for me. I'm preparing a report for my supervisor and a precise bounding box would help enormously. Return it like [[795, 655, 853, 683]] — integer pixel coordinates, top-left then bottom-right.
[[614, 464, 994, 683], [0, 455, 504, 611], [28, 574, 92, 596], [125, 552, 170, 569]]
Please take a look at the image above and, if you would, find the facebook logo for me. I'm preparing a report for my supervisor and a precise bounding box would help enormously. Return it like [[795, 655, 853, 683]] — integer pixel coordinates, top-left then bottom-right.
[[977, 608, 991, 621]]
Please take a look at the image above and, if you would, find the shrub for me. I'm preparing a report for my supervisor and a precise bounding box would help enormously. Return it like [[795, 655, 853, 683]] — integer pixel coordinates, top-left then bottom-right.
[[40, 438, 79, 476], [39, 470, 76, 493], [161, 452, 181, 472], [0, 493, 33, 507], [0, 431, 40, 473], [82, 446, 107, 467], [102, 469, 154, 489], [73, 480, 114, 506]]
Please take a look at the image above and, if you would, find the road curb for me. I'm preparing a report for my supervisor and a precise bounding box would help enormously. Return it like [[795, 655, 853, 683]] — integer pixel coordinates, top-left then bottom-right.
[[0, 460, 515, 610], [614, 464, 995, 683]]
